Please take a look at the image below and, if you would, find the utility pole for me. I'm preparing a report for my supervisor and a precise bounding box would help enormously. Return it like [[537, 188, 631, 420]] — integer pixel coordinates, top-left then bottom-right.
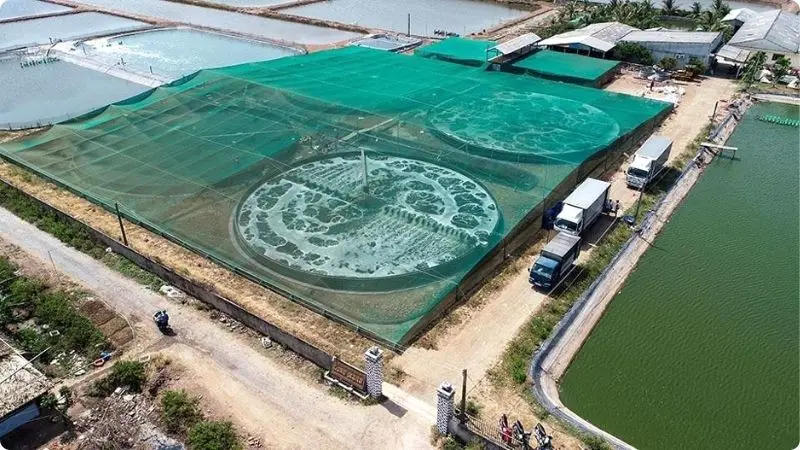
[[460, 369, 467, 422], [360, 148, 369, 194], [633, 183, 645, 223], [115, 202, 128, 246]]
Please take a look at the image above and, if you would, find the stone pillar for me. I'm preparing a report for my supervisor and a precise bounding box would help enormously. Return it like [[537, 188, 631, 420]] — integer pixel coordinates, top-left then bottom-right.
[[364, 346, 384, 398], [436, 382, 455, 435]]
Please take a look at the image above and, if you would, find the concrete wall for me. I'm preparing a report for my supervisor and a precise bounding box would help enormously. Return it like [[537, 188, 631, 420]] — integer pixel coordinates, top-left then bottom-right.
[[624, 37, 723, 67], [0, 179, 335, 370]]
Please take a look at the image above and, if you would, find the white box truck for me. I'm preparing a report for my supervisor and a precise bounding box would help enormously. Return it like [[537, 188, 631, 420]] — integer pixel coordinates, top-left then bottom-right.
[[529, 232, 581, 290], [554, 178, 610, 236], [626, 135, 672, 189]]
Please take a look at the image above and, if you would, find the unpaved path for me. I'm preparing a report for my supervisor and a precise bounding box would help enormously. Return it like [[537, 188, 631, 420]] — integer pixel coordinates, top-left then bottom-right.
[[0, 207, 434, 450], [393, 76, 737, 406]]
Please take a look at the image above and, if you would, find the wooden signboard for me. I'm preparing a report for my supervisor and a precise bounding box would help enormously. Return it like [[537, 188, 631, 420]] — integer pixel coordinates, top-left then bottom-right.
[[330, 357, 367, 394]]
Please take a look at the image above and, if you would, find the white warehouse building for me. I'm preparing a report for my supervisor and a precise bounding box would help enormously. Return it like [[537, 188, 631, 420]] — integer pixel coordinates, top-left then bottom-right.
[[619, 31, 724, 67]]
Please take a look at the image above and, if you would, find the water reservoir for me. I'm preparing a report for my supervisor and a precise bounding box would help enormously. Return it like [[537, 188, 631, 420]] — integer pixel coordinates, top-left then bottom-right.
[[283, 0, 527, 37], [77, 28, 299, 81], [0, 12, 149, 52], [0, 0, 71, 20], [69, 0, 362, 45], [0, 56, 147, 129], [560, 102, 800, 450]]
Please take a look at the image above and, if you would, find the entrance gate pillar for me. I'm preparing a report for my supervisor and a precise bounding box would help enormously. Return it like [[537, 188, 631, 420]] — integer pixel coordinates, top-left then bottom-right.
[[436, 382, 455, 435], [364, 346, 384, 398]]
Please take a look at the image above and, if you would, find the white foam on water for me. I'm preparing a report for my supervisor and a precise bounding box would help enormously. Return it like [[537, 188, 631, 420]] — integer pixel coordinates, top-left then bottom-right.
[[237, 154, 500, 279]]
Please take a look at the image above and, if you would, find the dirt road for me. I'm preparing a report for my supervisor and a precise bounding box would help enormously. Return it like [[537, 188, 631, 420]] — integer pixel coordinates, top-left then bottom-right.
[[0, 207, 434, 450]]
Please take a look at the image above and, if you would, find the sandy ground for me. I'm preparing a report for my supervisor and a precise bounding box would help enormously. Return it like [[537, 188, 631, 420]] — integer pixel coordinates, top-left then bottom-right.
[[0, 208, 436, 450], [390, 73, 737, 447]]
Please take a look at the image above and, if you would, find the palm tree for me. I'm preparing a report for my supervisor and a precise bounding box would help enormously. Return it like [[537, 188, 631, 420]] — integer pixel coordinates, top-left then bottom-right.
[[710, 0, 731, 19], [690, 2, 702, 18], [662, 0, 678, 16]]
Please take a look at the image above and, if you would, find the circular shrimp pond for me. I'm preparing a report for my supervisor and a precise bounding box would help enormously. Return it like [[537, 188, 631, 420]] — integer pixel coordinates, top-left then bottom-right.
[[428, 91, 621, 162], [235, 152, 500, 290]]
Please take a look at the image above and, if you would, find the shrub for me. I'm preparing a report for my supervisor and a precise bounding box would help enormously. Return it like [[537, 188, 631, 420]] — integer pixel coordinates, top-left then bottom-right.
[[161, 389, 203, 434], [8, 278, 46, 302], [93, 360, 146, 395], [685, 57, 707, 76], [187, 421, 241, 450], [584, 436, 612, 450], [613, 43, 654, 66], [658, 57, 677, 71], [17, 328, 47, 355]]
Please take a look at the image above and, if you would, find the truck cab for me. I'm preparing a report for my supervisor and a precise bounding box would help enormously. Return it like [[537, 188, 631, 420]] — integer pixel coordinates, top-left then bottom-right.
[[553, 204, 583, 235], [626, 155, 654, 189]]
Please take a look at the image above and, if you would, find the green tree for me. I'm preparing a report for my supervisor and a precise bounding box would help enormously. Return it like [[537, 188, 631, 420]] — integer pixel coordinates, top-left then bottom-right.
[[661, 0, 678, 16], [686, 56, 708, 75], [187, 421, 241, 450], [772, 56, 791, 83], [741, 51, 767, 85], [690, 1, 703, 18], [659, 56, 678, 71], [161, 389, 204, 434], [613, 42, 655, 65], [710, 0, 731, 19]]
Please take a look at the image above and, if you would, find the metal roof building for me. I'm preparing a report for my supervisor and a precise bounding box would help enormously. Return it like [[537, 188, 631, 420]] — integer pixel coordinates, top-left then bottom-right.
[[620, 30, 724, 67], [728, 10, 800, 65], [537, 22, 639, 55], [487, 33, 541, 63], [722, 8, 758, 28], [0, 339, 51, 439]]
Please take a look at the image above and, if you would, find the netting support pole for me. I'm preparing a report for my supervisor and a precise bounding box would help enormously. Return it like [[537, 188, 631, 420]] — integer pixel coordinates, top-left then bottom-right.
[[115, 202, 128, 247]]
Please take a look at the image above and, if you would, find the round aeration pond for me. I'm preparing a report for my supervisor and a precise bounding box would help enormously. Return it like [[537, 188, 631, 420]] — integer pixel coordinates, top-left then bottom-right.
[[235, 152, 500, 291], [428, 91, 621, 163]]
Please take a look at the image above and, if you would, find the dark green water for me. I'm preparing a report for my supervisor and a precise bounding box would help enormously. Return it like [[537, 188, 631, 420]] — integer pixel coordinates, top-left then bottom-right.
[[560, 102, 800, 450]]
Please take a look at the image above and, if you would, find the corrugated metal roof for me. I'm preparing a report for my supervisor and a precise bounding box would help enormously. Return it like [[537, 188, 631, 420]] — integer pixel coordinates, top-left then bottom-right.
[[537, 22, 638, 52], [722, 8, 758, 23], [622, 30, 722, 44], [716, 44, 751, 62], [538, 34, 616, 52], [0, 339, 52, 418], [728, 10, 800, 54], [490, 33, 541, 55]]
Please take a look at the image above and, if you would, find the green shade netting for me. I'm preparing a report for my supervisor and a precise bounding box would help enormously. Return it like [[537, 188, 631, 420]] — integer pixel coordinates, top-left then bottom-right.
[[0, 46, 668, 345], [512, 50, 620, 84], [415, 37, 496, 67]]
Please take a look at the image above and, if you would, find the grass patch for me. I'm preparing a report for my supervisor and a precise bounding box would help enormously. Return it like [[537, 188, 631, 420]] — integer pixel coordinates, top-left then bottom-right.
[[0, 182, 165, 290], [102, 252, 164, 290], [161, 389, 204, 434], [0, 256, 111, 359]]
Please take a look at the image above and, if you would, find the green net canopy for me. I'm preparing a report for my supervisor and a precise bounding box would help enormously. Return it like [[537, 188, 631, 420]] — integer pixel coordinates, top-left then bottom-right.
[[0, 47, 669, 345], [415, 37, 495, 67], [511, 50, 620, 86]]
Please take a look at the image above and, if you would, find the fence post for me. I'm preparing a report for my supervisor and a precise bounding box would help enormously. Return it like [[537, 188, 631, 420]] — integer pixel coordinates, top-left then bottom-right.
[[364, 346, 383, 399], [436, 382, 455, 435]]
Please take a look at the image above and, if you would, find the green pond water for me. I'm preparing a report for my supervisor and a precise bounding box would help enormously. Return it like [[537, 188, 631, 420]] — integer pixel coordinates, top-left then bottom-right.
[[560, 102, 799, 450]]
